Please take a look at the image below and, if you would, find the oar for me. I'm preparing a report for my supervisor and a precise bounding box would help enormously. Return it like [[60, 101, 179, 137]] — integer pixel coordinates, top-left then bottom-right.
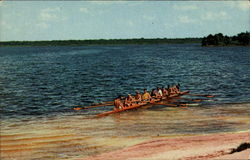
[[161, 96, 204, 103], [188, 93, 215, 98], [73, 103, 113, 110], [153, 102, 177, 107], [172, 97, 210, 102], [73, 100, 114, 110], [91, 100, 114, 105], [153, 102, 187, 107]]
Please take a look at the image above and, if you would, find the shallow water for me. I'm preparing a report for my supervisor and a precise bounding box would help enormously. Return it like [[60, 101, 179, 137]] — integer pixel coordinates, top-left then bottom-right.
[[0, 44, 250, 159], [1, 103, 250, 160]]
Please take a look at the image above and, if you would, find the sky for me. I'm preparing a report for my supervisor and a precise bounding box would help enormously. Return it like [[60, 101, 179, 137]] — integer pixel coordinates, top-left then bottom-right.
[[0, 1, 249, 41]]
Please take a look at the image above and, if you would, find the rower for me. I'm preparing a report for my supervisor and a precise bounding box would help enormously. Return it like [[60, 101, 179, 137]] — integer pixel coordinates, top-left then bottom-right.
[[124, 94, 134, 107], [151, 88, 156, 97], [134, 91, 142, 103], [142, 89, 152, 102], [176, 84, 181, 93], [169, 85, 176, 95], [157, 87, 163, 98], [172, 84, 180, 94], [162, 86, 168, 97], [114, 96, 124, 110], [167, 85, 171, 95], [151, 88, 160, 97]]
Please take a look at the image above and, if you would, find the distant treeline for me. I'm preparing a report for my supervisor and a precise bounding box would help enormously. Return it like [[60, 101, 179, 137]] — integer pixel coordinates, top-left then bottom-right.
[[202, 31, 250, 46], [0, 38, 202, 47]]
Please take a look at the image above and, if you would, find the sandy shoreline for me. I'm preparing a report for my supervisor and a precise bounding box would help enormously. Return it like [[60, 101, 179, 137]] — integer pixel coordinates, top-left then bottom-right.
[[79, 131, 250, 160], [1, 103, 250, 160]]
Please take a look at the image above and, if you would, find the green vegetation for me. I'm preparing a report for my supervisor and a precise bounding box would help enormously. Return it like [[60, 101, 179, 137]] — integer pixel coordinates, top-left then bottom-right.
[[1, 32, 249, 47], [0, 38, 201, 47], [202, 31, 250, 46]]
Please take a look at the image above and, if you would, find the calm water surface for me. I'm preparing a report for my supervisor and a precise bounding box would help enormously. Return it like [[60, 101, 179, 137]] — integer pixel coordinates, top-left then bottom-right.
[[0, 44, 250, 159]]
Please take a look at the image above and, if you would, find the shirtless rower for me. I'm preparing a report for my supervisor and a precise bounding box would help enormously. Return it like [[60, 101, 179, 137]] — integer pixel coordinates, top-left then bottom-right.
[[124, 94, 134, 107], [162, 86, 169, 97], [169, 85, 176, 95], [134, 91, 142, 103], [176, 84, 181, 93], [151, 88, 159, 98], [114, 96, 124, 110], [172, 84, 180, 94]]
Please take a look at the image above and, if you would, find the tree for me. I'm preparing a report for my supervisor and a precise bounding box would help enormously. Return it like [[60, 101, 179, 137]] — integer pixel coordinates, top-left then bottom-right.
[[201, 31, 249, 46], [223, 36, 231, 45], [237, 32, 250, 45], [201, 37, 208, 46]]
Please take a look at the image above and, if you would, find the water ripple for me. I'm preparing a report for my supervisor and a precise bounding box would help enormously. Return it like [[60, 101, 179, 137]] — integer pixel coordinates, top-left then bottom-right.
[[0, 44, 249, 119]]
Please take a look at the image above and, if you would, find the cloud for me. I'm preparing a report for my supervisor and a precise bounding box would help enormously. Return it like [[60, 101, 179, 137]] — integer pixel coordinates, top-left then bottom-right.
[[1, 21, 12, 30], [88, 1, 127, 5], [36, 22, 49, 29], [79, 7, 89, 13], [237, 1, 250, 11], [39, 7, 61, 21], [88, 1, 111, 5], [0, 1, 7, 7], [128, 20, 135, 27], [201, 11, 230, 21], [178, 15, 195, 23], [36, 7, 67, 30], [228, 1, 250, 11], [164, 23, 176, 29], [142, 15, 155, 21], [173, 4, 198, 11]]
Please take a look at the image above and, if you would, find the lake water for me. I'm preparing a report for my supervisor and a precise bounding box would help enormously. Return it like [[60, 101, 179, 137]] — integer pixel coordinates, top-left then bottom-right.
[[0, 44, 250, 159]]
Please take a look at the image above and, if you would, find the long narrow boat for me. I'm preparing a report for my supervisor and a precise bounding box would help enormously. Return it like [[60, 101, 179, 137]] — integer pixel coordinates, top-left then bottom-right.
[[97, 91, 189, 117]]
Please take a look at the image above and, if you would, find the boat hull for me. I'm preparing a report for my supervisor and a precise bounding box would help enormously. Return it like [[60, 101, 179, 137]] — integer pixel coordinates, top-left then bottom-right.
[[97, 91, 189, 117]]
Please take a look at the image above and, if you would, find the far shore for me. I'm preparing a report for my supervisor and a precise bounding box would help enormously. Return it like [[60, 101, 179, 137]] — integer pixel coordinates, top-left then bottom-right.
[[0, 38, 202, 47], [79, 131, 250, 160]]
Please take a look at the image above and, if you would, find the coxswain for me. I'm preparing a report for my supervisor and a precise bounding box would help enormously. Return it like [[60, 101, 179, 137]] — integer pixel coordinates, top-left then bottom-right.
[[114, 96, 124, 110], [142, 89, 152, 102]]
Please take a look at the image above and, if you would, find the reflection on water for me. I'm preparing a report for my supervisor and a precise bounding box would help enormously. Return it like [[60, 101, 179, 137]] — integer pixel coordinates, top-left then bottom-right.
[[1, 103, 250, 160]]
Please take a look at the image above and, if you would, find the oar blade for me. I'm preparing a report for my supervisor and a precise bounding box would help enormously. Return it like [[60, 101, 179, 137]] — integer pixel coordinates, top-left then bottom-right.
[[73, 107, 82, 111], [206, 95, 215, 98]]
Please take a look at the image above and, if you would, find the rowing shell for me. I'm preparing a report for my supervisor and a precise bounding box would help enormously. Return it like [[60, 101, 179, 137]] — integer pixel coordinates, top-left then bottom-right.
[[96, 91, 189, 117]]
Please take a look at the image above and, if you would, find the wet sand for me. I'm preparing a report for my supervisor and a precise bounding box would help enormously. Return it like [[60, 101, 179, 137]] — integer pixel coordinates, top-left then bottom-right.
[[79, 132, 250, 160], [1, 103, 250, 160]]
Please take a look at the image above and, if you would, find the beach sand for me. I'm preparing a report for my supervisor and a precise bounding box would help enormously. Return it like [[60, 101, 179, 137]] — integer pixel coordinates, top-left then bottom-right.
[[79, 132, 250, 160], [1, 103, 250, 160]]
